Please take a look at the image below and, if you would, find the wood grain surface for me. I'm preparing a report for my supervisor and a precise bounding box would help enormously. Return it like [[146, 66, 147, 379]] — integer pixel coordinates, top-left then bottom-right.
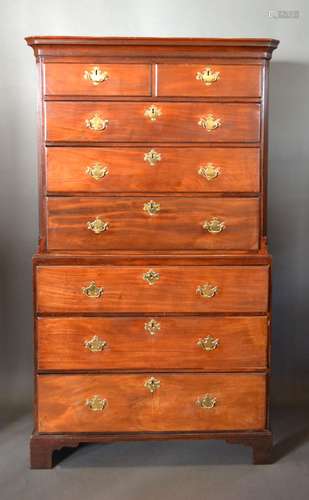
[[45, 102, 260, 143], [37, 373, 266, 432], [37, 315, 268, 371], [47, 197, 260, 251], [36, 265, 269, 313], [46, 146, 260, 194]]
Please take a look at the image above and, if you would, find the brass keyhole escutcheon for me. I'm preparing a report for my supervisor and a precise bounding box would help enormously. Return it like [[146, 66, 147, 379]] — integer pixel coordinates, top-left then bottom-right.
[[82, 282, 104, 299], [196, 394, 217, 409], [144, 105, 162, 121], [144, 377, 161, 394]]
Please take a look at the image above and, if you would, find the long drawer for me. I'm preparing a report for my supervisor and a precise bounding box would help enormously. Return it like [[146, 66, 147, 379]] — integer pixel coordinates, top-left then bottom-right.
[[37, 316, 268, 371], [36, 265, 269, 313], [46, 147, 260, 194], [47, 197, 259, 251], [37, 373, 266, 433], [45, 102, 260, 143]]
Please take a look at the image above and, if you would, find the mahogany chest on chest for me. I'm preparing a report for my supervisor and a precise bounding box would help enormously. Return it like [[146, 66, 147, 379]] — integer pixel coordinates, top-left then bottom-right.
[[26, 36, 279, 468]]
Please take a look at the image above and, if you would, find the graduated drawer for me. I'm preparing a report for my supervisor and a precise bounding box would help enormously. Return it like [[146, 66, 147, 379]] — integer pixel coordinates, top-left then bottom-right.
[[36, 265, 269, 313], [37, 373, 266, 433], [37, 316, 268, 371], [157, 64, 262, 97], [47, 197, 259, 251], [46, 147, 260, 194], [45, 102, 260, 143], [44, 63, 151, 96]]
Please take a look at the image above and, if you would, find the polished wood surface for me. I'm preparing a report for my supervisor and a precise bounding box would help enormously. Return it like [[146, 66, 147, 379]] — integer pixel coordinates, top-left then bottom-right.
[[36, 265, 269, 313], [157, 64, 261, 97], [47, 197, 260, 251], [46, 147, 260, 194], [37, 316, 267, 371], [44, 63, 151, 96], [45, 102, 260, 143], [37, 373, 266, 432]]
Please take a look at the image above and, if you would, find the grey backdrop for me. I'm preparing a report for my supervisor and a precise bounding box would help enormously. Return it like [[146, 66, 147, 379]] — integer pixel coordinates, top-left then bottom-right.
[[0, 0, 308, 414]]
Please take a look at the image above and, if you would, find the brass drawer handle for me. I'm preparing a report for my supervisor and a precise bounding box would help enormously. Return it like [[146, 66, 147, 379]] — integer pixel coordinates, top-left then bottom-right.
[[144, 319, 161, 336], [144, 105, 162, 121], [198, 114, 221, 132], [85, 113, 109, 131], [144, 377, 160, 393], [86, 163, 109, 181], [196, 67, 220, 86], [86, 395, 107, 411], [82, 281, 104, 299], [85, 335, 107, 352], [196, 283, 219, 299], [196, 394, 217, 409], [144, 149, 161, 166], [87, 217, 109, 234], [144, 200, 160, 216], [197, 335, 219, 351], [198, 164, 220, 181], [143, 269, 160, 285], [84, 66, 109, 85], [203, 217, 225, 234]]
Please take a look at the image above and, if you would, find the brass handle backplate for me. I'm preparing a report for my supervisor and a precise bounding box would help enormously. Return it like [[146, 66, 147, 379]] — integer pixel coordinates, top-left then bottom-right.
[[144, 377, 161, 393], [196, 283, 219, 299], [85, 113, 109, 131], [82, 281, 104, 299], [203, 217, 225, 234], [143, 269, 160, 285], [84, 66, 109, 85], [144, 105, 162, 121], [197, 335, 219, 352], [144, 319, 161, 336], [144, 200, 160, 216], [85, 335, 108, 352], [144, 149, 161, 166], [198, 114, 221, 132], [198, 164, 220, 181], [87, 217, 109, 234], [196, 394, 217, 409], [196, 67, 220, 86], [86, 163, 109, 181], [85, 395, 107, 411]]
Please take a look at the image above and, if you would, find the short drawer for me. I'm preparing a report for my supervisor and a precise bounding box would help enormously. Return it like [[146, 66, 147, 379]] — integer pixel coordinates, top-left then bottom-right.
[[36, 265, 269, 313], [37, 373, 266, 433], [47, 197, 259, 251], [45, 102, 260, 143], [37, 316, 268, 371], [157, 64, 262, 97], [46, 147, 260, 194], [44, 63, 151, 96]]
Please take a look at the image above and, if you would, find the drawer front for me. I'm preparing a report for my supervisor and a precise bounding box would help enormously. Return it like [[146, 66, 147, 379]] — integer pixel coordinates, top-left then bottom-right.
[[45, 102, 260, 143], [37, 316, 268, 371], [47, 197, 259, 251], [36, 265, 269, 313], [44, 63, 151, 96], [46, 147, 260, 194], [157, 64, 262, 97], [37, 373, 266, 432]]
